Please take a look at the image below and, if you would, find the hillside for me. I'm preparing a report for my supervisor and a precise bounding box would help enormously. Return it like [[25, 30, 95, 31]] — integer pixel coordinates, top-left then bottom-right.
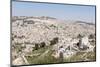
[[11, 16, 96, 65]]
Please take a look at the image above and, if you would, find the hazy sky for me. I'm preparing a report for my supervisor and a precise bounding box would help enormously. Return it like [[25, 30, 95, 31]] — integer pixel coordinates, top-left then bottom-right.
[[12, 1, 95, 23]]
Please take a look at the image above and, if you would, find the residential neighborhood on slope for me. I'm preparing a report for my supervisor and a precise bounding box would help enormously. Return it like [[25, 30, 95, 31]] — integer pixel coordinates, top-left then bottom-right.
[[11, 16, 96, 65]]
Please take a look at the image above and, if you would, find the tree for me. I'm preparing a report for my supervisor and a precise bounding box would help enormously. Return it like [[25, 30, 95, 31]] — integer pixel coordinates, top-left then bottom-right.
[[50, 37, 59, 45], [40, 42, 46, 48], [34, 43, 39, 50]]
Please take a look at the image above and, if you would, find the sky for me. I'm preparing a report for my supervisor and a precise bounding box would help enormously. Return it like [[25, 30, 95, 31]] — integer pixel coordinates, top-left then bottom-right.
[[12, 1, 96, 23]]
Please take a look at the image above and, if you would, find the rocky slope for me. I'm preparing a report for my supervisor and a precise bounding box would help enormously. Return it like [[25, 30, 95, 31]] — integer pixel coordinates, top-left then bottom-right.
[[11, 16, 96, 65]]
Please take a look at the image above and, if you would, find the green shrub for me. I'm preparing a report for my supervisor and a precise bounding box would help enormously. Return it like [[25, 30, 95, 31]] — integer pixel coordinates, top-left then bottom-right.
[[40, 42, 46, 48], [89, 34, 95, 39], [50, 37, 58, 45], [34, 43, 39, 50]]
